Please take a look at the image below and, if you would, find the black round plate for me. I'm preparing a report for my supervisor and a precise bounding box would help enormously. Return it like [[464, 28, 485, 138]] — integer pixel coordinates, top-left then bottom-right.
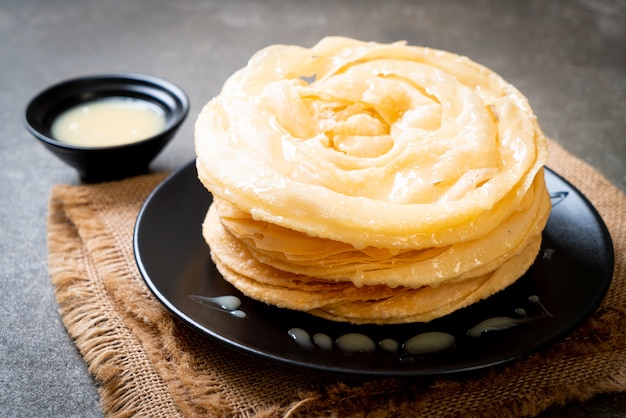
[[134, 162, 614, 377]]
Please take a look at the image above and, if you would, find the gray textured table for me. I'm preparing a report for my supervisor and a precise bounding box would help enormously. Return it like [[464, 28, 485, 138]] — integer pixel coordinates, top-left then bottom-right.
[[1, 0, 624, 416]]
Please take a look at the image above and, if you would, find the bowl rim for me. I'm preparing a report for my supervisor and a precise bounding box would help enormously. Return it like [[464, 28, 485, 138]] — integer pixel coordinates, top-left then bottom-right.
[[23, 72, 190, 151]]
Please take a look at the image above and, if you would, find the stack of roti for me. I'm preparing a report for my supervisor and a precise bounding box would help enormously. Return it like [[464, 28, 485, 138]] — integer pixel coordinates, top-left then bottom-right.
[[195, 37, 550, 324]]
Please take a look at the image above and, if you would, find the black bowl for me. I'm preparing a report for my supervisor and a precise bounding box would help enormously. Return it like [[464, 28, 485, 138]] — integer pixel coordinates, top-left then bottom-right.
[[23, 72, 189, 182]]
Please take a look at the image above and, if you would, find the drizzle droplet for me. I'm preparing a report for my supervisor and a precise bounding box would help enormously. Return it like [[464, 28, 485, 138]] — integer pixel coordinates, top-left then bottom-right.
[[189, 295, 246, 318], [529, 295, 554, 318], [313, 333, 333, 351], [403, 332, 455, 355], [335, 333, 376, 353], [379, 338, 399, 353], [288, 328, 313, 350], [467, 317, 528, 339], [230, 310, 247, 319], [188, 295, 241, 310], [550, 191, 569, 206]]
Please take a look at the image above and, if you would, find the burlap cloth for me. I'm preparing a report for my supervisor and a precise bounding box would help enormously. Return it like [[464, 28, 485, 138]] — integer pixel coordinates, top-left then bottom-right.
[[48, 139, 626, 417]]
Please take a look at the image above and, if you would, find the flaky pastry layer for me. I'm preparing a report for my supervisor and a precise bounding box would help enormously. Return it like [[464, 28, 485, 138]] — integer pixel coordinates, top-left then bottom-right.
[[194, 37, 550, 323], [195, 36, 548, 250]]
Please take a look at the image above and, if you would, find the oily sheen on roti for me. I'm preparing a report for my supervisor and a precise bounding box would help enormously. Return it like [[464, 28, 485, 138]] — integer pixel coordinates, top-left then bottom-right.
[[195, 36, 550, 324]]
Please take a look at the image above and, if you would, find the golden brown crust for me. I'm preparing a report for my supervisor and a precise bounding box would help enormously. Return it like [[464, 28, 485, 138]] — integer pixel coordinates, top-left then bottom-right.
[[203, 202, 543, 324], [194, 37, 550, 324]]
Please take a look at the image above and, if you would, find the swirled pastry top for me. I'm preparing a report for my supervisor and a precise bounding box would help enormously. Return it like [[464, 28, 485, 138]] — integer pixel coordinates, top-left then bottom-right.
[[195, 37, 548, 250]]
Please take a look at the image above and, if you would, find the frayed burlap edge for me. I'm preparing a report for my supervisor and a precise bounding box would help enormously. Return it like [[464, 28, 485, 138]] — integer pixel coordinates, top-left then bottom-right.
[[48, 174, 314, 417], [47, 139, 626, 417], [48, 176, 184, 417]]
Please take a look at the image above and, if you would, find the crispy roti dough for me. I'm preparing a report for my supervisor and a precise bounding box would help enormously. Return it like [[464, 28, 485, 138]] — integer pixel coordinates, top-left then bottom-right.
[[202, 204, 543, 324], [194, 37, 550, 324]]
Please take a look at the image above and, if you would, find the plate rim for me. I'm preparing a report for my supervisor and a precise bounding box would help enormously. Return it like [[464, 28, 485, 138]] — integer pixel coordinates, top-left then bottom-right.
[[133, 161, 614, 377]]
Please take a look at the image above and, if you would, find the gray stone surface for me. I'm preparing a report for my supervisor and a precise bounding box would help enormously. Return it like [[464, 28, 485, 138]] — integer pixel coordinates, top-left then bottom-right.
[[1, 0, 624, 416]]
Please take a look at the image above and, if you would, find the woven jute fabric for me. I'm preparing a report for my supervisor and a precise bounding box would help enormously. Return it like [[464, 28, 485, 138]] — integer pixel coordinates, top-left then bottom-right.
[[47, 139, 626, 417]]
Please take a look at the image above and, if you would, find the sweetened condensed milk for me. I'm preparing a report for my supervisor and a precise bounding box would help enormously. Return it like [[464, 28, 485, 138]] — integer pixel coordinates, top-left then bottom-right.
[[51, 97, 166, 146]]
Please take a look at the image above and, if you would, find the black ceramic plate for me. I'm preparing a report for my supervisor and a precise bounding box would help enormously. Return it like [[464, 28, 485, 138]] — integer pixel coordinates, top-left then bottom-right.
[[134, 162, 614, 377]]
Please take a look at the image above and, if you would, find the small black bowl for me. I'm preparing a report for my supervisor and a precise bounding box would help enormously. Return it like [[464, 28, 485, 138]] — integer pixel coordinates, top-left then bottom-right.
[[23, 72, 189, 182]]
